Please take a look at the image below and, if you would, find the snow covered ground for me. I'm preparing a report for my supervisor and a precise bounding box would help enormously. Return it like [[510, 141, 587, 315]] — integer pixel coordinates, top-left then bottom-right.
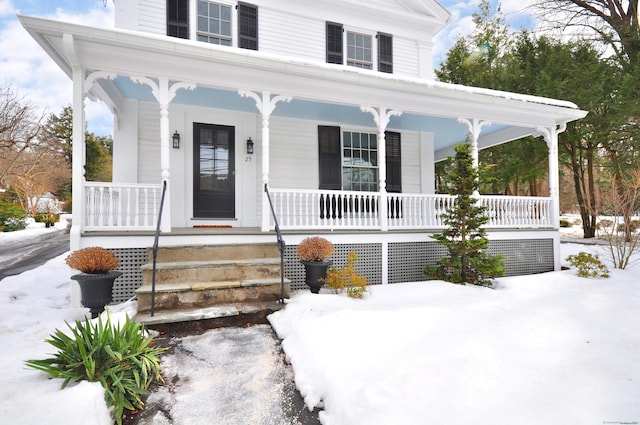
[[0, 222, 638, 424]]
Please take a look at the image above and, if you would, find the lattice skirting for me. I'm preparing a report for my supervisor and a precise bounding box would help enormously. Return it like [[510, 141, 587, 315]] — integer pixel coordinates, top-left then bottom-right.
[[109, 248, 148, 303], [285, 243, 383, 292], [388, 239, 554, 284], [108, 239, 555, 299]]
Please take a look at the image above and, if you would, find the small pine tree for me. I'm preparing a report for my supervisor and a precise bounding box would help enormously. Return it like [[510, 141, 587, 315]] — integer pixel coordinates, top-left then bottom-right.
[[424, 142, 504, 287]]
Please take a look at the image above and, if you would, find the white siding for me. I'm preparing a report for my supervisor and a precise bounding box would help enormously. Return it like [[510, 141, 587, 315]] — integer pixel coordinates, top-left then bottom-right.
[[397, 130, 421, 193], [259, 8, 326, 62], [138, 0, 165, 35], [137, 102, 161, 184], [269, 117, 320, 189], [393, 36, 420, 78]]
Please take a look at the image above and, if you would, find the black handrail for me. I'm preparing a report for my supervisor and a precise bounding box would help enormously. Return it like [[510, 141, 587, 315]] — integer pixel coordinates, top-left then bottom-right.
[[150, 180, 168, 317], [264, 183, 286, 304]]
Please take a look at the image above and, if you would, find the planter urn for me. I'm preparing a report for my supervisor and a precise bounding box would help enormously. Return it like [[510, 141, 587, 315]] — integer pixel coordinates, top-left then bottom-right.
[[71, 271, 122, 318], [301, 260, 333, 294]]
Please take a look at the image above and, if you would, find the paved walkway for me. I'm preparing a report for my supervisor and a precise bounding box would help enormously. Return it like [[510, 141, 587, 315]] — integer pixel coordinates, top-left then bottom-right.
[[135, 324, 321, 425]]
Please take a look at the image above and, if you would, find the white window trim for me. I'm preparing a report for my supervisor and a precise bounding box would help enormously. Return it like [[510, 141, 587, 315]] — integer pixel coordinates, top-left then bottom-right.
[[191, 0, 238, 47], [342, 128, 379, 192], [343, 26, 377, 71]]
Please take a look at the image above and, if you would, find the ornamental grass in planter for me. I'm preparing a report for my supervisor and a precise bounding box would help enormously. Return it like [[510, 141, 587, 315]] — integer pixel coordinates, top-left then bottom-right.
[[66, 246, 121, 274], [297, 236, 334, 293], [66, 247, 122, 318]]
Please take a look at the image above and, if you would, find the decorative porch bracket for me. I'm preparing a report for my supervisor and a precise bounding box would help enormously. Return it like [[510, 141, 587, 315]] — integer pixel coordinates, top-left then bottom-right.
[[239, 90, 292, 231], [360, 106, 403, 232], [535, 123, 565, 230], [457, 117, 491, 170], [131, 76, 196, 232]]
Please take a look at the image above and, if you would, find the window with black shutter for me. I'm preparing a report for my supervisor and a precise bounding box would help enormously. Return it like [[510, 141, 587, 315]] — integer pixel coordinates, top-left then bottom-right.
[[326, 22, 343, 64], [167, 0, 189, 39], [385, 131, 402, 192], [238, 3, 258, 50], [318, 126, 342, 190], [378, 32, 393, 73]]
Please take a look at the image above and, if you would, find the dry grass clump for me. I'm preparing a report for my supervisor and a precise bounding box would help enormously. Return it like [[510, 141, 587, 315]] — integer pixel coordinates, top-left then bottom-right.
[[297, 236, 334, 262], [66, 247, 121, 274]]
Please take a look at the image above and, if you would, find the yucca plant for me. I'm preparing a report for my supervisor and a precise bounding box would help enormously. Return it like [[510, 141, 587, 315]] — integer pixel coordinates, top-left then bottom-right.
[[25, 314, 166, 425]]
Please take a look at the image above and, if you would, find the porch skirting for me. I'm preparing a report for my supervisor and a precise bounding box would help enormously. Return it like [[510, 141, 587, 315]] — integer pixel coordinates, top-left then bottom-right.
[[104, 231, 557, 302]]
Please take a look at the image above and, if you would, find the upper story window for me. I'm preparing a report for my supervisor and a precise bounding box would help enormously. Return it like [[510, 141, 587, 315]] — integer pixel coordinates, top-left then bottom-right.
[[167, 1, 258, 50], [326, 22, 393, 73], [197, 1, 232, 45], [346, 32, 373, 70]]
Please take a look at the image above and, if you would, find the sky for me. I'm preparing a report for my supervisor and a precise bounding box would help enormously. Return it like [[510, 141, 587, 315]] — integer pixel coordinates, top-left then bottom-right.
[[0, 0, 539, 137], [0, 219, 638, 424]]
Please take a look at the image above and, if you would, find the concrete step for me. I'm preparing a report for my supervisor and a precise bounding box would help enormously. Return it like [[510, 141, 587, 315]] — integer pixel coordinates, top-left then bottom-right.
[[135, 278, 290, 314], [148, 243, 281, 263], [141, 258, 283, 285]]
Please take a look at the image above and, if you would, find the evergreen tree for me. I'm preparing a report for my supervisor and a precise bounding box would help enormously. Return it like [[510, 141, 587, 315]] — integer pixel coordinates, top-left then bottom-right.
[[424, 142, 504, 287]]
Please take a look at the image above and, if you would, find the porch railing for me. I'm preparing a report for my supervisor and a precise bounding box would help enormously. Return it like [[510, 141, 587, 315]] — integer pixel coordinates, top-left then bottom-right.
[[84, 182, 162, 231], [268, 189, 553, 230], [82, 183, 553, 231]]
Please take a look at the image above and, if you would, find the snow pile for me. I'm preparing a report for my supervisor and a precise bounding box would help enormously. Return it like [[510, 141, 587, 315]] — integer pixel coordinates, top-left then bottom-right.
[[269, 243, 640, 425]]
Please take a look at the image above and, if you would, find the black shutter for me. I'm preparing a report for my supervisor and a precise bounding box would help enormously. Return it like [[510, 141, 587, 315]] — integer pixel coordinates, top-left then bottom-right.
[[318, 126, 342, 190], [167, 0, 189, 39], [385, 131, 402, 192], [378, 32, 393, 73], [326, 22, 343, 64], [238, 3, 258, 50]]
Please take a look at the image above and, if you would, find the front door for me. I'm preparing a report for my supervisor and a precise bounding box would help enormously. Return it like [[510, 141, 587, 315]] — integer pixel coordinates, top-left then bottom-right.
[[193, 123, 235, 218]]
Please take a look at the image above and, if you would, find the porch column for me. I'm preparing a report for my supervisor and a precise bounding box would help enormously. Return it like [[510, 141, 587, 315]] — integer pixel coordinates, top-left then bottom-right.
[[239, 91, 292, 231], [361, 106, 402, 231], [537, 125, 563, 229], [63, 33, 85, 308], [537, 124, 564, 272], [131, 76, 195, 232]]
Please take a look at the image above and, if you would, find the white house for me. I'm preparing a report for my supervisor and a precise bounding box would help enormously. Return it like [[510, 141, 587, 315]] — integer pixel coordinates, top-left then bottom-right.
[[20, 0, 586, 315]]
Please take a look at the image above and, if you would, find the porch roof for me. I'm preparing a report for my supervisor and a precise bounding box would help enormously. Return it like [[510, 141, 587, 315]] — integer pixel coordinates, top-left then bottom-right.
[[20, 15, 588, 157]]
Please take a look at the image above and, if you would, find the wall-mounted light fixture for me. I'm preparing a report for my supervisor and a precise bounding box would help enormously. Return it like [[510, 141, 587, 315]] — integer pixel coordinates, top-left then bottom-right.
[[246, 137, 254, 154], [172, 131, 181, 149]]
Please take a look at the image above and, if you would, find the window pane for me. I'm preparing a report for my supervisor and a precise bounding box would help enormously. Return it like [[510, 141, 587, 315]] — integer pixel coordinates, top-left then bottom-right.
[[198, 1, 207, 15], [343, 149, 351, 165], [221, 21, 230, 36], [221, 5, 231, 20]]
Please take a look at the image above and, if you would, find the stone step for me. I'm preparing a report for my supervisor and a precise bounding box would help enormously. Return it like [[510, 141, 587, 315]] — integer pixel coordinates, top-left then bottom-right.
[[148, 243, 281, 263], [141, 258, 283, 285], [134, 301, 285, 326], [135, 278, 290, 314]]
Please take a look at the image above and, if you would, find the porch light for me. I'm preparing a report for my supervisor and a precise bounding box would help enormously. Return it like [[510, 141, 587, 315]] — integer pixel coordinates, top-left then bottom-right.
[[172, 131, 181, 149], [246, 137, 254, 154]]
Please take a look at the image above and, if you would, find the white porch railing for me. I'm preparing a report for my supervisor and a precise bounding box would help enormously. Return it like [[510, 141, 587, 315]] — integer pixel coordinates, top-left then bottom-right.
[[268, 189, 553, 230], [84, 182, 162, 231], [82, 183, 553, 231]]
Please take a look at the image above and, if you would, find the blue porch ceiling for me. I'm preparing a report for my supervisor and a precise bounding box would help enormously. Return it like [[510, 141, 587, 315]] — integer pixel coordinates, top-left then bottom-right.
[[114, 77, 508, 152]]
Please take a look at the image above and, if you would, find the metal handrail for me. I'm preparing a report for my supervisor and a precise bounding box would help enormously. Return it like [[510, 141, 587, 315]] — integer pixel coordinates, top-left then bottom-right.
[[150, 180, 168, 317], [264, 183, 286, 304]]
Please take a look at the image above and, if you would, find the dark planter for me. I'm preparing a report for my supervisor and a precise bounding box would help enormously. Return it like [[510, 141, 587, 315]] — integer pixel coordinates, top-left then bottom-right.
[[71, 271, 122, 318], [301, 260, 333, 294]]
